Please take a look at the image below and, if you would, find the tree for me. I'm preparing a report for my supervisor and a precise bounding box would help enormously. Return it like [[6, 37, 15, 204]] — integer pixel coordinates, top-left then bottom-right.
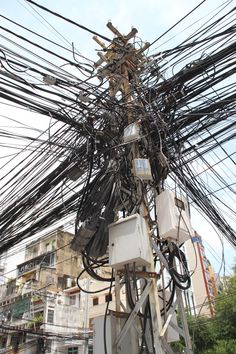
[[171, 268, 236, 353], [187, 315, 216, 353], [214, 271, 236, 340], [188, 268, 236, 353], [205, 339, 236, 354]]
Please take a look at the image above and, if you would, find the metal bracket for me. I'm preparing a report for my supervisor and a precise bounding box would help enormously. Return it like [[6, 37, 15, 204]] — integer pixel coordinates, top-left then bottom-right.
[[115, 280, 152, 348]]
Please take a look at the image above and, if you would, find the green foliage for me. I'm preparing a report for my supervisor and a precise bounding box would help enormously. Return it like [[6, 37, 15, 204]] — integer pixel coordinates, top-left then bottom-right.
[[214, 273, 236, 340], [31, 294, 42, 302], [27, 313, 44, 328], [188, 315, 216, 353], [205, 339, 236, 354], [187, 268, 236, 353], [170, 340, 185, 352]]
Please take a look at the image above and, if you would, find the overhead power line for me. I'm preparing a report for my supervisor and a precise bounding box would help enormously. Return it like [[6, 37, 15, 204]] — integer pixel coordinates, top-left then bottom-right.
[[25, 0, 112, 43]]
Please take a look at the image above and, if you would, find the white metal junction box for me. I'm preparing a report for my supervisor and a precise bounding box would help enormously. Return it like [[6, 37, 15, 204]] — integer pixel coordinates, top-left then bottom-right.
[[133, 158, 152, 180], [108, 214, 152, 269], [93, 314, 116, 354], [156, 190, 193, 244], [123, 122, 140, 143]]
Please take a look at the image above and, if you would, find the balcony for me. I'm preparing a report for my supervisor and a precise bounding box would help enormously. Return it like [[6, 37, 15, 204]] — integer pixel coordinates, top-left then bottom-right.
[[17, 252, 55, 277]]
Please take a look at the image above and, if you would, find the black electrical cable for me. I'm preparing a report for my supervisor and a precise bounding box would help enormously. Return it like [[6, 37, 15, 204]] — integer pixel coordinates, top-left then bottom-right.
[[0, 1, 236, 255], [103, 270, 114, 354], [148, 0, 207, 49], [76, 267, 113, 294], [25, 0, 112, 43], [167, 244, 191, 290]]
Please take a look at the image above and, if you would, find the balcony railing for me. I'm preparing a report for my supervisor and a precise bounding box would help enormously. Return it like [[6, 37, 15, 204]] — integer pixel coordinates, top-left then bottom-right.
[[17, 253, 55, 276]]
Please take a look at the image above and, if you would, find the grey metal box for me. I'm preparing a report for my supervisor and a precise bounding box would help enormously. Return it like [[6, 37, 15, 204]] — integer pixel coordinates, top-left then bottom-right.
[[108, 214, 152, 269]]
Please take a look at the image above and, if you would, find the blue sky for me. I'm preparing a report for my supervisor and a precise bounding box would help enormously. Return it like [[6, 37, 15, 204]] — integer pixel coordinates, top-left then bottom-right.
[[1, 0, 230, 61]]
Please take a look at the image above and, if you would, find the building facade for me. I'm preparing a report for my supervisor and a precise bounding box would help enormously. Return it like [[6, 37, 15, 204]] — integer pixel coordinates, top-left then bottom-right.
[[0, 226, 220, 353], [0, 228, 92, 354], [184, 231, 218, 317]]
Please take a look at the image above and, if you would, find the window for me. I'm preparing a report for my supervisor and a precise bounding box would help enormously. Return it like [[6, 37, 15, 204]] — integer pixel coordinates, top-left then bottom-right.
[[68, 348, 78, 354], [93, 297, 99, 306], [52, 240, 56, 250], [46, 243, 50, 252], [105, 293, 112, 302], [0, 335, 7, 349], [32, 247, 38, 257], [70, 295, 76, 306], [47, 309, 54, 324], [49, 253, 55, 266]]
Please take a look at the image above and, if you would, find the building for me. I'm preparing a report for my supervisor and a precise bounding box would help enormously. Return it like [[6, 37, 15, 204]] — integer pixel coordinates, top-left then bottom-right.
[[0, 228, 92, 354], [0, 226, 219, 353], [184, 231, 218, 317], [88, 278, 122, 327], [17, 227, 79, 293], [0, 252, 7, 285]]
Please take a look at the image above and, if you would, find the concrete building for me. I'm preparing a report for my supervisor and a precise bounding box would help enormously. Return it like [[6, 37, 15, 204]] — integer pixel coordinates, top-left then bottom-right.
[[0, 226, 219, 353], [184, 231, 218, 317], [0, 228, 92, 354], [0, 252, 7, 285], [17, 228, 80, 293]]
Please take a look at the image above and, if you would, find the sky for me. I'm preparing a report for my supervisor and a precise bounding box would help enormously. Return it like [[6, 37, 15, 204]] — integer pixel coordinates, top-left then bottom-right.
[[0, 0, 235, 278]]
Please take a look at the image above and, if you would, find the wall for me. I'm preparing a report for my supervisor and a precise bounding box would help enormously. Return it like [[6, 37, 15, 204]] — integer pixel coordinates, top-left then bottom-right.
[[185, 236, 214, 316], [56, 231, 81, 278]]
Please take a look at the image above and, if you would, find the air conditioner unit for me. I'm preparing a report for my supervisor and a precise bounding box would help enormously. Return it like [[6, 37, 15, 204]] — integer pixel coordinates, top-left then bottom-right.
[[23, 312, 31, 320], [156, 190, 193, 244], [66, 278, 73, 289]]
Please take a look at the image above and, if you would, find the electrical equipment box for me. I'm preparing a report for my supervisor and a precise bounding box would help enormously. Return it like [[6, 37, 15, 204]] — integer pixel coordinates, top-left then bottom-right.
[[133, 158, 152, 180], [43, 75, 56, 85], [93, 314, 116, 354], [93, 313, 138, 354], [123, 122, 140, 143], [67, 165, 83, 181], [156, 190, 193, 244], [108, 214, 152, 269], [71, 217, 98, 251]]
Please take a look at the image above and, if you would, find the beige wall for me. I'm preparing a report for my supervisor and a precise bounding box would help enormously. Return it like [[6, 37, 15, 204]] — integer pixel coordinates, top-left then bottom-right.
[[185, 238, 212, 316], [87, 279, 127, 326], [56, 231, 81, 278], [16, 230, 83, 294]]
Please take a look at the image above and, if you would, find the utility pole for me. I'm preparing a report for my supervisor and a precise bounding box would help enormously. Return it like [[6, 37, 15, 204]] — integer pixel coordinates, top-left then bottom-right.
[[93, 23, 193, 354]]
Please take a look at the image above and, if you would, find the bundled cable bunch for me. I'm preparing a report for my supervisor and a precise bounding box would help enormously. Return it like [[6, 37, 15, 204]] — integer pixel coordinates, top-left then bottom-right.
[[73, 165, 118, 257], [0, 0, 235, 257], [167, 243, 191, 290]]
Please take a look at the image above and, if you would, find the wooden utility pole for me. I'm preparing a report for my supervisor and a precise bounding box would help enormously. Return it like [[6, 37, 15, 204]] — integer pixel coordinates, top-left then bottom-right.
[[93, 23, 193, 354]]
